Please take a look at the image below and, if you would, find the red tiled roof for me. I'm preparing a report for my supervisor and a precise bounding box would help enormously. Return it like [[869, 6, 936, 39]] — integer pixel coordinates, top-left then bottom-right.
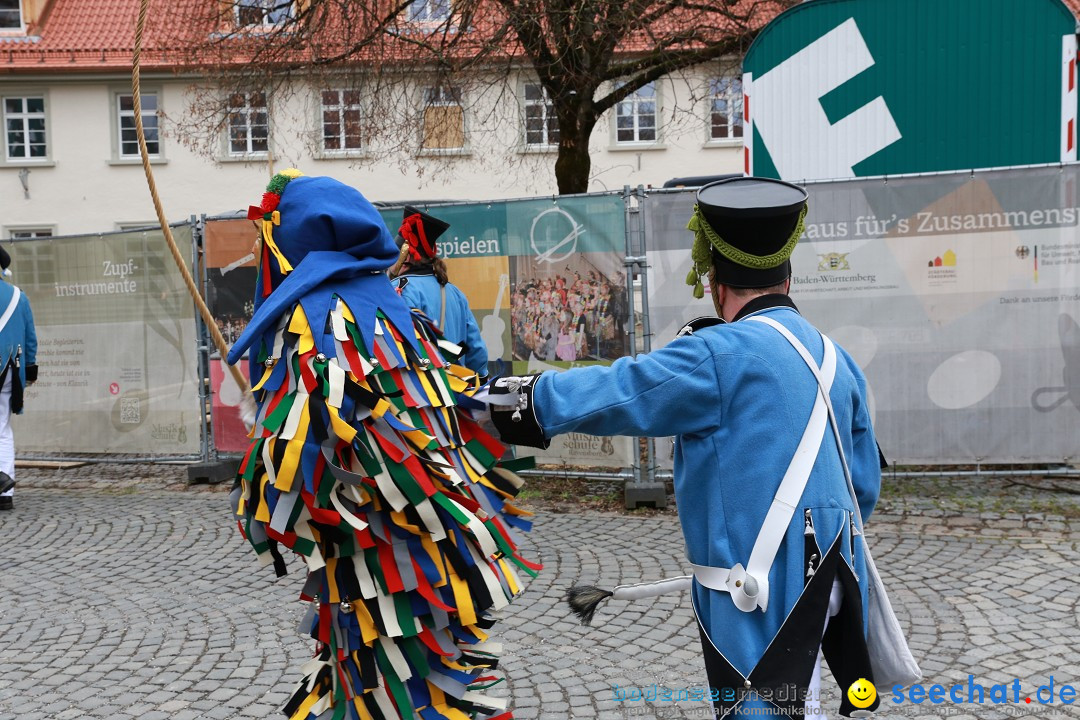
[[1, 0, 210, 73], [1, 0, 786, 74], [13, 0, 1073, 76]]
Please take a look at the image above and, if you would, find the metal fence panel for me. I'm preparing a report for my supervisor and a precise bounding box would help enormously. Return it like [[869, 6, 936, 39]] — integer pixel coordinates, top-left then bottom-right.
[[205, 193, 637, 467], [15, 226, 202, 456], [646, 166, 1080, 465]]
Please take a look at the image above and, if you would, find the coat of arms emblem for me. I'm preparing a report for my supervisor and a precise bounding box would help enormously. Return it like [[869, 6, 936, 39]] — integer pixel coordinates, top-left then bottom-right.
[[817, 252, 850, 271]]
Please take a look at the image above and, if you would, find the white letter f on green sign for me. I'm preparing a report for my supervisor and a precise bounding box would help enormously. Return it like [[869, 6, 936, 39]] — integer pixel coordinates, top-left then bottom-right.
[[753, 18, 901, 180]]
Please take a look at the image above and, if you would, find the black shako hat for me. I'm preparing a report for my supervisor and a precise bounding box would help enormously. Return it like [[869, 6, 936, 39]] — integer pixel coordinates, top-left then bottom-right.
[[0, 245, 10, 272], [686, 176, 808, 292]]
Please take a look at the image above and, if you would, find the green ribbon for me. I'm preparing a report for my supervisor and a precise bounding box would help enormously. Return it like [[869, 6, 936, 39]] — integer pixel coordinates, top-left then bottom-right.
[[685, 203, 808, 299]]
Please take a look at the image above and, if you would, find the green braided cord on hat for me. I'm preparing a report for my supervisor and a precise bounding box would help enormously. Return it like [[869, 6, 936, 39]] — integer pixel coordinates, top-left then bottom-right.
[[685, 203, 808, 299], [266, 170, 299, 196]]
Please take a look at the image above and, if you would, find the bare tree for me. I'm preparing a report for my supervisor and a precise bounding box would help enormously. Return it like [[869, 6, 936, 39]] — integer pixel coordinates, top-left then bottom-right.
[[172, 0, 793, 194]]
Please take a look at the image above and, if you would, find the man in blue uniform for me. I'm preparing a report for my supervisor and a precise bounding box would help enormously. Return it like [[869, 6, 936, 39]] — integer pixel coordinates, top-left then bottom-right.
[[0, 246, 38, 511], [389, 207, 489, 377], [489, 178, 884, 718]]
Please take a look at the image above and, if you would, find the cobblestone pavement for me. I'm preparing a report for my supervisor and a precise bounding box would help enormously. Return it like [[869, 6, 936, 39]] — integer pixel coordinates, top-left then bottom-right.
[[1, 468, 1079, 720]]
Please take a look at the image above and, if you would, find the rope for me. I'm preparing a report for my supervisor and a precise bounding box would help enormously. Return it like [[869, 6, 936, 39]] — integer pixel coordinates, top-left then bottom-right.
[[132, 0, 251, 396]]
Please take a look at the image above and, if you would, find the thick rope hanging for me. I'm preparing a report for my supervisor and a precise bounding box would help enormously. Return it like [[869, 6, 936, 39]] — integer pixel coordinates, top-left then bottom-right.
[[132, 0, 252, 399]]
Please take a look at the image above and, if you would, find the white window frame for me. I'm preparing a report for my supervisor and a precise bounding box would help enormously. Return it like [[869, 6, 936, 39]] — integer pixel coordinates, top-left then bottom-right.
[[111, 88, 165, 162], [3, 230, 56, 290], [225, 91, 270, 158], [418, 84, 468, 156], [407, 0, 451, 23], [4, 226, 54, 239], [2, 92, 50, 164], [319, 87, 365, 157], [612, 82, 660, 147], [705, 76, 744, 146], [0, 0, 23, 31], [234, 0, 292, 28], [522, 82, 559, 151]]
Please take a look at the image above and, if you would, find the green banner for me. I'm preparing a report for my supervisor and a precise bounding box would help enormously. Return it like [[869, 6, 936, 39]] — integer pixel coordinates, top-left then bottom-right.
[[745, 0, 1076, 180]]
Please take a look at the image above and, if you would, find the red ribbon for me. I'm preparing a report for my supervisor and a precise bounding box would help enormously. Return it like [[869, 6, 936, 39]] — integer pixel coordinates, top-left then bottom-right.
[[400, 212, 436, 261]]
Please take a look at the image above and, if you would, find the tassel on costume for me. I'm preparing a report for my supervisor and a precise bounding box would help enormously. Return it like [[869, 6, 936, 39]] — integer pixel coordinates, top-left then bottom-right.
[[566, 586, 614, 626], [565, 576, 693, 626]]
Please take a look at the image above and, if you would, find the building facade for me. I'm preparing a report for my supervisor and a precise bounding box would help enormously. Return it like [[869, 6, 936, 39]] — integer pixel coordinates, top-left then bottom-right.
[[1, 0, 747, 237]]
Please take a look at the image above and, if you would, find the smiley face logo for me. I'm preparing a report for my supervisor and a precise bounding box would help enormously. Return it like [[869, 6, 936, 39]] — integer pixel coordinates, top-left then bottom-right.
[[847, 678, 877, 708]]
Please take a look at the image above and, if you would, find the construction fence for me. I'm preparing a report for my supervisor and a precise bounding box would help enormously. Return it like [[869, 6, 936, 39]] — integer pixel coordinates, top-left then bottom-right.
[[11, 164, 1080, 471]]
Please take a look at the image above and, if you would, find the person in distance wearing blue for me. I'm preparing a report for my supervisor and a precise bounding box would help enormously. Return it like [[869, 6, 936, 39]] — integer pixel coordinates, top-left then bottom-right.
[[389, 207, 490, 379], [0, 246, 38, 512]]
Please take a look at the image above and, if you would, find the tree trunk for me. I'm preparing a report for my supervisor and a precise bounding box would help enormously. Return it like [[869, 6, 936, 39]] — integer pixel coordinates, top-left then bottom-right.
[[553, 96, 596, 195], [554, 140, 592, 194]]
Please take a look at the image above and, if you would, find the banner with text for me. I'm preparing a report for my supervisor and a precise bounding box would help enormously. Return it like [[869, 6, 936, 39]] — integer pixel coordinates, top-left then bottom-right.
[[646, 166, 1080, 464], [207, 193, 635, 466], [14, 226, 202, 455]]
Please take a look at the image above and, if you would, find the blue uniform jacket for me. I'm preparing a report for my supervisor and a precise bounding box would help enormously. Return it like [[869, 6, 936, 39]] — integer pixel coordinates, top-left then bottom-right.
[[394, 272, 489, 375], [532, 300, 880, 682], [0, 282, 37, 410]]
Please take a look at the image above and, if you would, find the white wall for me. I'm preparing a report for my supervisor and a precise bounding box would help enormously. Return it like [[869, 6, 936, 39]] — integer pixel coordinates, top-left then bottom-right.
[[1, 69, 743, 236]]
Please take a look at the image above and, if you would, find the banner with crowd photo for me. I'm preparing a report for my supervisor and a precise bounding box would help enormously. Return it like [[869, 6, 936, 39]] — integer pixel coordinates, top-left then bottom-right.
[[646, 165, 1080, 465], [379, 195, 635, 467], [14, 226, 202, 455], [206, 193, 635, 467]]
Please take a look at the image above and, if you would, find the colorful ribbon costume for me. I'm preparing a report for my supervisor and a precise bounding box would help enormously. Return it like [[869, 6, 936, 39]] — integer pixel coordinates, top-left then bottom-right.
[[228, 171, 539, 720]]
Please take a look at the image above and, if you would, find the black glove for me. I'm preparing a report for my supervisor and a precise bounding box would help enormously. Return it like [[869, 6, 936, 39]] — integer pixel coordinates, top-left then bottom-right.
[[25, 364, 37, 384], [488, 374, 549, 449]]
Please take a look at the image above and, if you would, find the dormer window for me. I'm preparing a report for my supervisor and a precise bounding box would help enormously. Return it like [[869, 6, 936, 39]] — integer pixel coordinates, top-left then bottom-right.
[[235, 0, 292, 28], [0, 0, 23, 30], [408, 0, 450, 23]]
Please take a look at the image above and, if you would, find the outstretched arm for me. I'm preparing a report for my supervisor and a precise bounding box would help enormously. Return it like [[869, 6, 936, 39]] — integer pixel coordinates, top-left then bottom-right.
[[492, 333, 722, 446]]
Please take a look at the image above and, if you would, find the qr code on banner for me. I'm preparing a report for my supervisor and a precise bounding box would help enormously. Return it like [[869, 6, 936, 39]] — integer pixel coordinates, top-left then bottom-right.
[[120, 397, 141, 424]]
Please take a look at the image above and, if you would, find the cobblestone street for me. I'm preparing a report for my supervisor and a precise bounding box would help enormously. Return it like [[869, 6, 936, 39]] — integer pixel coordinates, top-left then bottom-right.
[[1, 468, 1079, 720]]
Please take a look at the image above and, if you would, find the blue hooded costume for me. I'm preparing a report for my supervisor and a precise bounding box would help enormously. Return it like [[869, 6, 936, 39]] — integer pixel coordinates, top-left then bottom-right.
[[227, 172, 538, 720]]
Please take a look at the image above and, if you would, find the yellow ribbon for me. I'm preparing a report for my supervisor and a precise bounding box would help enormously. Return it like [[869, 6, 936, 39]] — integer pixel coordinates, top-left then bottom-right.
[[262, 209, 294, 274]]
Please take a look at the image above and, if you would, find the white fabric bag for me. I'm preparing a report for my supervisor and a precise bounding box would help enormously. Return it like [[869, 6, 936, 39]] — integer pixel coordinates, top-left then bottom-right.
[[862, 541, 923, 687]]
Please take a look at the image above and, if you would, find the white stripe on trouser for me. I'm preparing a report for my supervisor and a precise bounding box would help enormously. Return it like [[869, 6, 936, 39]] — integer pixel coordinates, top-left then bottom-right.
[[805, 579, 844, 718], [0, 371, 13, 496], [0, 371, 13, 497]]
